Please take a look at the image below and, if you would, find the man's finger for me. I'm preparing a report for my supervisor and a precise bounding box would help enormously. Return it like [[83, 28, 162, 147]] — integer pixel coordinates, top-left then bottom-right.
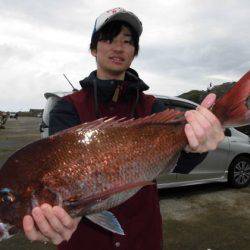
[[52, 206, 75, 229], [41, 204, 65, 234], [200, 93, 216, 108], [196, 106, 221, 128], [197, 99, 225, 144], [184, 123, 199, 151], [23, 215, 48, 242], [32, 207, 62, 243], [185, 111, 206, 144]]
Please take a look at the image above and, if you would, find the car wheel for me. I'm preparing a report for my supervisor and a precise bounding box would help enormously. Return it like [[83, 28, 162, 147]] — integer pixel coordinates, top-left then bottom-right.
[[228, 156, 250, 188]]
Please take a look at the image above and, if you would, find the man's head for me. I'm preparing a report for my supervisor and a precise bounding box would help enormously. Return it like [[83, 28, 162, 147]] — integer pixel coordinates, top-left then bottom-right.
[[90, 7, 142, 56], [90, 20, 140, 56], [90, 8, 142, 79]]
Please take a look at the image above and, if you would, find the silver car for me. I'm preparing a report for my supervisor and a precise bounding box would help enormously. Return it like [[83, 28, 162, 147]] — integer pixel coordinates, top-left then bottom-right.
[[40, 92, 250, 189], [156, 95, 250, 188]]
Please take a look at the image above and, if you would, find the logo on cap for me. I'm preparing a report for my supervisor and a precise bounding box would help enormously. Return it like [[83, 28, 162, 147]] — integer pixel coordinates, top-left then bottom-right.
[[107, 7, 124, 15]]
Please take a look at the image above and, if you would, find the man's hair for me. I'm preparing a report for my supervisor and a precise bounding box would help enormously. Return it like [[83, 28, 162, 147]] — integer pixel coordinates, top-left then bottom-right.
[[90, 21, 139, 56]]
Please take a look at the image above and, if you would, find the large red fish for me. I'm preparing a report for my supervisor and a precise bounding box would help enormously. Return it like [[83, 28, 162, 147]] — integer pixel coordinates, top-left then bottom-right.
[[0, 71, 249, 240]]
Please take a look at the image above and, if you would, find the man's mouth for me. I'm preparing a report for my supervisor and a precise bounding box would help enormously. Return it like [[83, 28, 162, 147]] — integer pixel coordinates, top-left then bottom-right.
[[109, 56, 124, 64]]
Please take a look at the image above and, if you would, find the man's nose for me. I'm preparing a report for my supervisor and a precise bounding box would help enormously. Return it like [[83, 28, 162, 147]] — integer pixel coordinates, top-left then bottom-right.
[[111, 40, 124, 52]]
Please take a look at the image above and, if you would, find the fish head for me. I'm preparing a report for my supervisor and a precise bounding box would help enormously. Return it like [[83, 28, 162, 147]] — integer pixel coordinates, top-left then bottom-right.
[[0, 182, 63, 242], [0, 187, 26, 241], [0, 145, 46, 241]]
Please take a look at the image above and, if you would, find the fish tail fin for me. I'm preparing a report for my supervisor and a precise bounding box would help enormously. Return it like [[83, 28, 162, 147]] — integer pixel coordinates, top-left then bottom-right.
[[212, 71, 250, 127]]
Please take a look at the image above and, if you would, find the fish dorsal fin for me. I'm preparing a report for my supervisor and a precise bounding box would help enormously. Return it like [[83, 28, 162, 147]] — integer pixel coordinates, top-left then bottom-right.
[[51, 118, 106, 137], [52, 117, 127, 137], [86, 210, 125, 235], [52, 109, 185, 138], [120, 108, 185, 128]]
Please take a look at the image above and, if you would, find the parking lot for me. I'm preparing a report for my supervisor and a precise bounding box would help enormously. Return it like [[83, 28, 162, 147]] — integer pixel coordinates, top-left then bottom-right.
[[0, 117, 249, 250]]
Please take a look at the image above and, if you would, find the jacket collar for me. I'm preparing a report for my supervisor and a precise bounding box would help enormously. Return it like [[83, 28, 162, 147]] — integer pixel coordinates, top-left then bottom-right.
[[79, 69, 149, 92], [79, 69, 148, 118]]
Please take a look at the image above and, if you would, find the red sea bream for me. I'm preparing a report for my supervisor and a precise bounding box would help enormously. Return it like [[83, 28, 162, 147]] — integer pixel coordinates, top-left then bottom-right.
[[0, 71, 249, 240]]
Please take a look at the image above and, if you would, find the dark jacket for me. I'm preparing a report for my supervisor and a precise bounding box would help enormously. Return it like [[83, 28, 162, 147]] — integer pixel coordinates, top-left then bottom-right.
[[49, 70, 206, 250]]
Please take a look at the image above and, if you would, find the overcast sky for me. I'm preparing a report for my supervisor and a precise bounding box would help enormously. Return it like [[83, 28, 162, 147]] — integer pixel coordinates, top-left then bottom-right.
[[0, 0, 249, 111]]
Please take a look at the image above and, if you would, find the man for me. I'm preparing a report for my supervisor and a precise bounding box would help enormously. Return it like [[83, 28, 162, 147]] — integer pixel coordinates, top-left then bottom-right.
[[23, 7, 224, 249]]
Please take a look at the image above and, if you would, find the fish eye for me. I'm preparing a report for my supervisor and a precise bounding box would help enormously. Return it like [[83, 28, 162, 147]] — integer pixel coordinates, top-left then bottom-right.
[[0, 188, 15, 204], [1, 193, 15, 203], [247, 96, 250, 109]]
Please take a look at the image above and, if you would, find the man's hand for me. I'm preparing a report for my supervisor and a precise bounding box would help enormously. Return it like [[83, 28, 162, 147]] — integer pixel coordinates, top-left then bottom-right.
[[23, 204, 81, 245], [184, 93, 225, 153]]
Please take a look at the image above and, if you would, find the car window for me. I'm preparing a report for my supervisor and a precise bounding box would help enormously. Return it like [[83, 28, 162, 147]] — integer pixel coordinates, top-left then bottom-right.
[[224, 128, 232, 137], [158, 98, 197, 111], [42, 96, 61, 126]]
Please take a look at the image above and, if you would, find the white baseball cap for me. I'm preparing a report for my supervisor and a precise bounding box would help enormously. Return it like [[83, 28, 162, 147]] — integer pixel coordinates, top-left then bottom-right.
[[92, 7, 143, 37]]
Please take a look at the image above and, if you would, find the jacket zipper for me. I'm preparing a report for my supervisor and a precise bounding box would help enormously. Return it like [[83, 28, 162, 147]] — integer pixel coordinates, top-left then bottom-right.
[[112, 84, 122, 102]]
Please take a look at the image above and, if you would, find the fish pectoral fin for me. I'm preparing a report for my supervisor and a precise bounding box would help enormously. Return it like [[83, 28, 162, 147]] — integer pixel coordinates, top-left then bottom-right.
[[63, 181, 154, 214], [86, 210, 125, 235], [104, 180, 154, 197], [65, 180, 154, 208]]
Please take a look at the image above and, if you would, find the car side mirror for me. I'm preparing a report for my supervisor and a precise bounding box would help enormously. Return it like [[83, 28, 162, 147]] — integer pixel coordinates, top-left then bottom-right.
[[224, 128, 231, 137]]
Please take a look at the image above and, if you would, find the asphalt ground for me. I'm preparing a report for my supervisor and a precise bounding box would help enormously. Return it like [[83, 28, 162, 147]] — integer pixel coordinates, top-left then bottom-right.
[[0, 117, 249, 250]]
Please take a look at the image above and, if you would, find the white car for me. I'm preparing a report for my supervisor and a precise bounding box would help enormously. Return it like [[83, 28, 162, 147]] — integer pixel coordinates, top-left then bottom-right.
[[40, 92, 250, 188], [9, 112, 18, 119]]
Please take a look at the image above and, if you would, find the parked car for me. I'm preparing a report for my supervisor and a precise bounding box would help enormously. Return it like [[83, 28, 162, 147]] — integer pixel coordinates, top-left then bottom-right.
[[0, 111, 8, 128], [40, 92, 250, 188], [9, 112, 18, 119], [40, 92, 70, 137]]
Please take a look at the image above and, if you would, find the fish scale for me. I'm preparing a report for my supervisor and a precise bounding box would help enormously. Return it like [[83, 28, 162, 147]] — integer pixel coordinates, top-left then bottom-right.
[[40, 120, 186, 216]]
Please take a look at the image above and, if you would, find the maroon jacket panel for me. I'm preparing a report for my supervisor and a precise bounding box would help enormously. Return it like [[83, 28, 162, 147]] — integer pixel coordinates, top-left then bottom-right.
[[58, 88, 163, 250]]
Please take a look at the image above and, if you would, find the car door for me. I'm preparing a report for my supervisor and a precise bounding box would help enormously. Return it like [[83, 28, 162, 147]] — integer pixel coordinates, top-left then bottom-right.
[[157, 170, 177, 185], [155, 96, 231, 186], [176, 130, 230, 182]]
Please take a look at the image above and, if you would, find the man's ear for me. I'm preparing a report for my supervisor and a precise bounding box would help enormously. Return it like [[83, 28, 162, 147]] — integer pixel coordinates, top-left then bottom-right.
[[91, 49, 97, 57]]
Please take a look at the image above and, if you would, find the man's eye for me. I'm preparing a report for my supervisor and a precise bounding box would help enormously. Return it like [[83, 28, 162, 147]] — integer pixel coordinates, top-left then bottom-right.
[[103, 40, 112, 44], [124, 40, 133, 44]]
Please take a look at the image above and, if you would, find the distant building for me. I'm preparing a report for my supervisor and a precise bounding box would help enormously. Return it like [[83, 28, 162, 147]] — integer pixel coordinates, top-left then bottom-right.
[[29, 109, 44, 117]]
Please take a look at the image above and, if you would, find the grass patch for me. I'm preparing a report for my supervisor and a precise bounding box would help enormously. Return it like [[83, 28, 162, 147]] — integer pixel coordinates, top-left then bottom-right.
[[0, 234, 55, 250], [0, 148, 16, 153]]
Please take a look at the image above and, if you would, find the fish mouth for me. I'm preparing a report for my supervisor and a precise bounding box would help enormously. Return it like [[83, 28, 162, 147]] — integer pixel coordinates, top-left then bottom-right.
[[0, 222, 17, 241]]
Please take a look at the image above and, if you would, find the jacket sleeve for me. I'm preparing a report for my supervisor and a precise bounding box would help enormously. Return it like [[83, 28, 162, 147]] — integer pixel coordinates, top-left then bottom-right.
[[152, 99, 207, 174], [49, 98, 80, 136]]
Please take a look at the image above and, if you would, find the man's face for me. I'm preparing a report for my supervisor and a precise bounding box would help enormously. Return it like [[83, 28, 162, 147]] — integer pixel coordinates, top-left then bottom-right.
[[91, 26, 135, 79]]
